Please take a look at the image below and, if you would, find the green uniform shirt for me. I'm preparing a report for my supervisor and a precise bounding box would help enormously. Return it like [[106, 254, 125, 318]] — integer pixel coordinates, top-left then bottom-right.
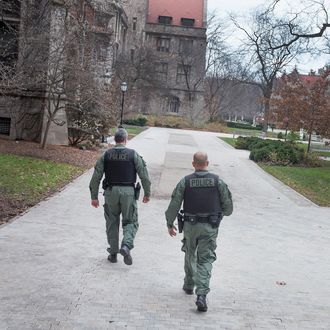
[[165, 170, 233, 228], [89, 145, 151, 200]]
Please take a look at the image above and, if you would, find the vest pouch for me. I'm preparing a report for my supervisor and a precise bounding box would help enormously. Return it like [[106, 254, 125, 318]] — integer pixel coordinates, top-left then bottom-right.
[[209, 214, 222, 228]]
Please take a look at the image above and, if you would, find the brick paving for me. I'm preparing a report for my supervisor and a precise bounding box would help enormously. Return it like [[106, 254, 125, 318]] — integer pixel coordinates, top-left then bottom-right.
[[1, 127, 329, 329]]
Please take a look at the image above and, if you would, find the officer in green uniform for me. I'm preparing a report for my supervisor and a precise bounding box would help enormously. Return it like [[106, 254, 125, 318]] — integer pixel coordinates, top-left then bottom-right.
[[165, 151, 233, 312], [89, 128, 151, 265]]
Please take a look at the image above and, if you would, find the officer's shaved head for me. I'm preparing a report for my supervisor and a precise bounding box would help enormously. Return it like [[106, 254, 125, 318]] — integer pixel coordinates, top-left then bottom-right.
[[114, 128, 128, 143], [193, 152, 208, 168]]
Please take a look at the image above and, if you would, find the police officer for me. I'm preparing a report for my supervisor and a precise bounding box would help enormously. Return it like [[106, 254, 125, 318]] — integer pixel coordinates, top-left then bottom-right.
[[89, 128, 151, 265], [165, 151, 233, 312]]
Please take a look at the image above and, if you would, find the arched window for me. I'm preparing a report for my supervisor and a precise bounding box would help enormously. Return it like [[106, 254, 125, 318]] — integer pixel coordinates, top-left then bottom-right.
[[161, 96, 180, 114]]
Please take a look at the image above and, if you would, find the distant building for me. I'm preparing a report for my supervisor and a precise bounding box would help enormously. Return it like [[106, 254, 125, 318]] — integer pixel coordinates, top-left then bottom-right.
[[123, 0, 207, 120]]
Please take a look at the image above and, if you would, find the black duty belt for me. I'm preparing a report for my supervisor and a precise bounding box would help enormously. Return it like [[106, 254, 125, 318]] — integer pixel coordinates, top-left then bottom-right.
[[184, 215, 210, 224], [109, 183, 135, 187]]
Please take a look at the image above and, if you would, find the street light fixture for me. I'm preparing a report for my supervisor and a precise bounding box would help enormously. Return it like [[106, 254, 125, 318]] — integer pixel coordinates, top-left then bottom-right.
[[119, 81, 128, 127]]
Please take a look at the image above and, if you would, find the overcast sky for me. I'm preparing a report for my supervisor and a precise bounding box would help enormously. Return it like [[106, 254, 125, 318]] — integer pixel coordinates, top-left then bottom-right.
[[207, 0, 265, 17], [207, 0, 329, 74]]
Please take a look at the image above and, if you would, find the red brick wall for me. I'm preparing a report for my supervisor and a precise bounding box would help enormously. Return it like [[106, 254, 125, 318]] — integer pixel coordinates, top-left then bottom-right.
[[148, 0, 205, 28]]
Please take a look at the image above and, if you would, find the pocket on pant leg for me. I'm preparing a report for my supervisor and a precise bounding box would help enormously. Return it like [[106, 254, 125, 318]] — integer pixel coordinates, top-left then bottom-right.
[[122, 201, 138, 226], [130, 202, 138, 219], [208, 239, 217, 262], [103, 203, 110, 218], [129, 202, 138, 222]]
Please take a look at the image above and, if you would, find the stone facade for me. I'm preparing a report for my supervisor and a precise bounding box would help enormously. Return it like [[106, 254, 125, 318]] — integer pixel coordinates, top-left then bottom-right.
[[0, 0, 208, 142], [0, 0, 49, 141], [123, 0, 207, 121], [0, 0, 127, 144]]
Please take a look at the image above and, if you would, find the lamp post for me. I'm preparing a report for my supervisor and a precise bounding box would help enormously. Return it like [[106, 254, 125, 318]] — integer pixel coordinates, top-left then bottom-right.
[[119, 81, 127, 127]]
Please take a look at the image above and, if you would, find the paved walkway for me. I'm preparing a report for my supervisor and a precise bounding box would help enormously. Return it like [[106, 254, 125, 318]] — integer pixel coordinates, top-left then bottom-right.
[[1, 127, 330, 330]]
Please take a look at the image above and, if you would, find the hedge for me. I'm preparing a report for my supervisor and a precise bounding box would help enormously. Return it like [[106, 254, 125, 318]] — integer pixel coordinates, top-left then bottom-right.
[[235, 137, 305, 165], [123, 116, 148, 126], [227, 122, 262, 130]]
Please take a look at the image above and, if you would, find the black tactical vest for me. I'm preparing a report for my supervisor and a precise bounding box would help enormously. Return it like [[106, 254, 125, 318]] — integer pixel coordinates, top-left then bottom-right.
[[104, 148, 137, 185], [183, 172, 221, 215]]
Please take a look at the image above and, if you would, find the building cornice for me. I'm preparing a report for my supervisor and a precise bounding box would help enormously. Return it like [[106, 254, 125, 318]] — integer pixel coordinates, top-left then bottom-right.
[[145, 23, 206, 39]]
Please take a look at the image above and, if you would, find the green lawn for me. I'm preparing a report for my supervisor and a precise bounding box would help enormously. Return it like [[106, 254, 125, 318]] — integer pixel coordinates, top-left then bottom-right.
[[111, 125, 146, 137], [125, 125, 146, 136], [0, 154, 82, 204], [225, 127, 277, 138], [225, 127, 262, 136], [260, 162, 330, 206], [220, 138, 330, 158], [296, 143, 330, 158], [219, 137, 236, 147], [218, 137, 330, 206], [316, 151, 330, 158]]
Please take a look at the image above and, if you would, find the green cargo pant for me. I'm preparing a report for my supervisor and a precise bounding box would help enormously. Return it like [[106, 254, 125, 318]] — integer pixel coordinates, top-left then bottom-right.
[[103, 186, 138, 254], [181, 222, 218, 296]]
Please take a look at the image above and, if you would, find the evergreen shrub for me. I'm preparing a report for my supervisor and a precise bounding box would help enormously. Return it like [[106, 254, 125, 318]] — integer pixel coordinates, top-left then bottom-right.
[[123, 116, 148, 126], [227, 122, 262, 130], [235, 137, 304, 165]]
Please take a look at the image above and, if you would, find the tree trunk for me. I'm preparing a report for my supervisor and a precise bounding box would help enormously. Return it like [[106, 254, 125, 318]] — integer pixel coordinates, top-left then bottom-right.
[[307, 111, 315, 153], [41, 117, 52, 149], [284, 126, 288, 142], [307, 131, 312, 153], [263, 96, 270, 132]]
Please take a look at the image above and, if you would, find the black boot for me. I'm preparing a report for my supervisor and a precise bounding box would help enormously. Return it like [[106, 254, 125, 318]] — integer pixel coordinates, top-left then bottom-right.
[[196, 295, 208, 312], [107, 254, 117, 263], [120, 245, 132, 265], [182, 286, 194, 295]]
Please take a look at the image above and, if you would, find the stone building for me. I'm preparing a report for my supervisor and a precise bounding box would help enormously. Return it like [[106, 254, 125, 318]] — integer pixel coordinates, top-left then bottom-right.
[[0, 0, 127, 144], [0, 0, 44, 141], [123, 0, 207, 121]]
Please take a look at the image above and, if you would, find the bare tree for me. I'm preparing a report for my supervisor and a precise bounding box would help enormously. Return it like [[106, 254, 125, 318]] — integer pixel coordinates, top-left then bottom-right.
[[231, 6, 306, 131], [65, 0, 118, 145], [202, 15, 263, 124], [204, 57, 263, 123], [113, 45, 164, 118], [171, 15, 233, 125], [265, 0, 329, 51], [43, 0, 122, 148]]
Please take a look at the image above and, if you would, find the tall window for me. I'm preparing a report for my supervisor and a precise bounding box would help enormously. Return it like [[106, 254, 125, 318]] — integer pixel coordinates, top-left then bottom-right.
[[158, 16, 172, 25], [155, 62, 168, 81], [130, 49, 135, 62], [0, 21, 19, 67], [94, 12, 109, 30], [2, 0, 21, 18], [0, 117, 11, 136], [181, 18, 195, 27], [176, 64, 191, 83], [169, 97, 180, 113], [96, 40, 108, 61], [179, 39, 193, 54], [156, 37, 170, 52], [132, 17, 137, 31]]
